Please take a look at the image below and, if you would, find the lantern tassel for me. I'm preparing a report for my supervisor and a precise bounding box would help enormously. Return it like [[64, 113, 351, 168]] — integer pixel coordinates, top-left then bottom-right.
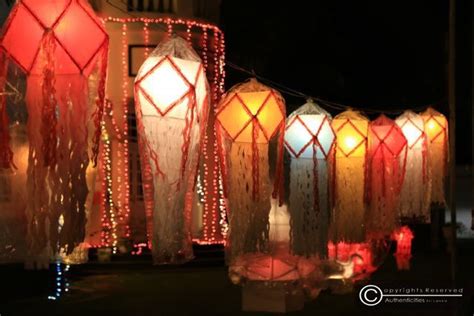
[[227, 142, 270, 262], [289, 157, 329, 258], [40, 31, 58, 168]]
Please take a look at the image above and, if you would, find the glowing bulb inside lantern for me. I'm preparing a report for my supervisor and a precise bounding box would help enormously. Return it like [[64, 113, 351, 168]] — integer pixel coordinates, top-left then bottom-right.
[[344, 136, 357, 150], [428, 120, 435, 130]]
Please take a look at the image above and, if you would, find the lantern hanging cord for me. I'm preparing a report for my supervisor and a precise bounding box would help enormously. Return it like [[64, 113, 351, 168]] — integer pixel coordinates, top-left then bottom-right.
[[226, 61, 445, 115]]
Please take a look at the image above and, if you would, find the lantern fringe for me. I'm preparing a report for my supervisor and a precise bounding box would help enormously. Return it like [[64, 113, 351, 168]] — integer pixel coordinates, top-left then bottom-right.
[[91, 42, 108, 166], [331, 156, 366, 243], [40, 31, 58, 168], [289, 158, 329, 258], [141, 116, 196, 264], [226, 142, 271, 262], [24, 33, 103, 264]]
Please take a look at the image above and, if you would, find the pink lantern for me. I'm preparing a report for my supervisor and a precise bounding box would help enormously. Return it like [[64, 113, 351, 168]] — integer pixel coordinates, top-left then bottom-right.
[[365, 115, 407, 237]]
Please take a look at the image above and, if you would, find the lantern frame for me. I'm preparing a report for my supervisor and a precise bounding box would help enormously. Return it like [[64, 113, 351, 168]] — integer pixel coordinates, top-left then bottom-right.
[[0, 0, 108, 76], [284, 114, 335, 159], [332, 116, 368, 157], [216, 89, 285, 144]]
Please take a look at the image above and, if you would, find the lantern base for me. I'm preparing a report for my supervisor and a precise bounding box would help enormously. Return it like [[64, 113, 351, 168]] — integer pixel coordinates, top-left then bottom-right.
[[241, 281, 304, 313]]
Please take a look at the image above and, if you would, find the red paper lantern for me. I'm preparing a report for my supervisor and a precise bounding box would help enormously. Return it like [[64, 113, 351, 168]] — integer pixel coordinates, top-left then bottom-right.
[[1, 0, 107, 76], [0, 0, 108, 266], [365, 115, 407, 237]]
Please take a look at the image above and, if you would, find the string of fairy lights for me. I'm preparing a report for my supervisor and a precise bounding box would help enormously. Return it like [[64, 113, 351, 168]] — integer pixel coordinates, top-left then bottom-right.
[[101, 16, 227, 248]]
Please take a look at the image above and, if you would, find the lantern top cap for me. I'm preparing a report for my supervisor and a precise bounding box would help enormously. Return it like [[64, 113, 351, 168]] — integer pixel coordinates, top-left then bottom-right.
[[287, 99, 331, 120], [333, 108, 368, 121], [150, 35, 201, 62], [227, 77, 277, 94], [371, 114, 395, 126], [421, 107, 444, 118], [397, 110, 423, 121]]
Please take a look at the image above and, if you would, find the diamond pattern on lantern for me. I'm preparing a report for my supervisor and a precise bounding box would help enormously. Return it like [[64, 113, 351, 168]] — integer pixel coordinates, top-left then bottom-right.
[[217, 91, 284, 143], [284, 116, 314, 158], [372, 124, 406, 157], [336, 121, 366, 157], [22, 0, 70, 28], [255, 93, 284, 140], [400, 119, 422, 148], [53, 1, 107, 71], [136, 58, 190, 116], [425, 117, 445, 142], [318, 118, 335, 157], [0, 0, 107, 75], [284, 115, 334, 159]]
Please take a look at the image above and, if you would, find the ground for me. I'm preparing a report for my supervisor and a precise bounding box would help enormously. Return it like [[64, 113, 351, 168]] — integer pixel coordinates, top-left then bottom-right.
[[1, 239, 473, 316]]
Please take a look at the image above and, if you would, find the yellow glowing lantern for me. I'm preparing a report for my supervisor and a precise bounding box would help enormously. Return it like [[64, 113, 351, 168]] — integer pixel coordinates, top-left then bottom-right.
[[331, 109, 369, 242], [421, 107, 448, 206]]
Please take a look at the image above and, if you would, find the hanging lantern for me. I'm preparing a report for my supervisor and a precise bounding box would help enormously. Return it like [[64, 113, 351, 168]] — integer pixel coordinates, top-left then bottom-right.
[[215, 78, 287, 280], [421, 107, 448, 206], [395, 111, 431, 221], [284, 99, 334, 257], [365, 115, 407, 237], [0, 0, 108, 267], [391, 226, 414, 270], [330, 109, 369, 242], [134, 36, 210, 264]]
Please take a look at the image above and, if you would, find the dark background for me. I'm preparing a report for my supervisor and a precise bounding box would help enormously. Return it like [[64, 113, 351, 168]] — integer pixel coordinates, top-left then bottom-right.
[[220, 0, 472, 164]]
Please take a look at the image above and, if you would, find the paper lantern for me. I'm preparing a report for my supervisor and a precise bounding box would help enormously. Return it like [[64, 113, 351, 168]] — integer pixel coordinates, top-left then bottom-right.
[[365, 115, 407, 237], [395, 111, 431, 220], [284, 100, 334, 257], [330, 109, 369, 242], [229, 203, 315, 283], [391, 226, 414, 270], [421, 107, 448, 206], [134, 36, 210, 264], [216, 78, 286, 279], [0, 0, 108, 266]]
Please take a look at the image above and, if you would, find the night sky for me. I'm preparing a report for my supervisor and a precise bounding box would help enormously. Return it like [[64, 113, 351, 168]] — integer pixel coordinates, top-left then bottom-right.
[[220, 0, 472, 164]]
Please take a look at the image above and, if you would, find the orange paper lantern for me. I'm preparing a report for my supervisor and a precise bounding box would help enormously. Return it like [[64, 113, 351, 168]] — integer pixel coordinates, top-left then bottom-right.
[[216, 78, 287, 280]]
